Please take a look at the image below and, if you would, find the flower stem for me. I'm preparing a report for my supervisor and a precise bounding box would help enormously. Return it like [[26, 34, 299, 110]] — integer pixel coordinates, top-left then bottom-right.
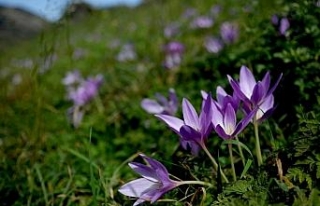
[[228, 143, 237, 182], [254, 120, 263, 166], [235, 135, 245, 166], [201, 144, 229, 183], [177, 180, 213, 188]]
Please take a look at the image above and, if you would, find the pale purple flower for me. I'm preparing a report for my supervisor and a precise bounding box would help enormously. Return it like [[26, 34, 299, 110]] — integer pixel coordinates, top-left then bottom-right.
[[156, 95, 213, 155], [118, 154, 179, 206], [117, 43, 137, 62], [211, 102, 255, 139], [204, 37, 223, 53], [279, 17, 290, 35], [190, 16, 214, 29], [62, 70, 82, 86], [69, 74, 103, 106], [163, 41, 184, 69], [201, 88, 250, 139], [220, 22, 239, 44], [141, 88, 178, 116], [228, 66, 282, 121]]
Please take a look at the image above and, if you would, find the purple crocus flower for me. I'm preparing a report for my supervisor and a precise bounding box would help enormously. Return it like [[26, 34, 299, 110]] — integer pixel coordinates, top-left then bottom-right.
[[279, 17, 290, 36], [211, 101, 256, 140], [156, 95, 213, 155], [204, 37, 224, 53], [220, 22, 239, 44], [163, 41, 184, 69], [228, 66, 282, 121], [69, 74, 103, 106], [141, 88, 178, 116], [118, 154, 179, 206], [190, 16, 214, 29], [202, 88, 250, 139]]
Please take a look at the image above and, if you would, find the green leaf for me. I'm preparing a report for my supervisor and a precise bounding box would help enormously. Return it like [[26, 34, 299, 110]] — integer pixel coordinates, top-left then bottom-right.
[[240, 159, 253, 179]]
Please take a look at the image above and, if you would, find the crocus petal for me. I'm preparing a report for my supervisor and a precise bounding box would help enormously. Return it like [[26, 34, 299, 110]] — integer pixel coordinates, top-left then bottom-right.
[[180, 125, 202, 143], [141, 99, 164, 114], [251, 82, 265, 105], [155, 114, 184, 133], [256, 95, 274, 121], [228, 75, 248, 101], [266, 73, 283, 98], [182, 98, 200, 129], [199, 94, 213, 136], [261, 71, 271, 93], [155, 93, 168, 106], [237, 107, 257, 132], [211, 103, 224, 127], [118, 178, 158, 198], [201, 90, 209, 99], [215, 124, 230, 139], [223, 104, 237, 135], [141, 155, 170, 181], [216, 86, 228, 104], [129, 162, 158, 182], [239, 66, 256, 99]]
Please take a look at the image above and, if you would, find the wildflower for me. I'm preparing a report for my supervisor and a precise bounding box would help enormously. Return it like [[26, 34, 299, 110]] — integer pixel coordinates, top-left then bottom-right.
[[204, 37, 223, 53], [279, 17, 290, 36], [62, 70, 82, 86], [190, 16, 214, 29], [203, 88, 250, 139], [156, 95, 213, 155], [141, 88, 178, 116], [220, 22, 239, 44], [68, 74, 103, 106], [271, 15, 290, 36], [118, 154, 179, 206], [228, 66, 282, 121], [212, 102, 255, 140], [163, 41, 184, 69]]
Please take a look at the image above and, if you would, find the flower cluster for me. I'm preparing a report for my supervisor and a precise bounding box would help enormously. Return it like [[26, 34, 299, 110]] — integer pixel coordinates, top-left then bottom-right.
[[119, 65, 282, 205]]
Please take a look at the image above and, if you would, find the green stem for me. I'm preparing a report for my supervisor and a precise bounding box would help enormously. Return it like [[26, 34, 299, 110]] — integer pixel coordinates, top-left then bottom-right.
[[254, 120, 263, 166], [235, 135, 245, 166], [176, 180, 213, 188], [201, 144, 229, 183], [228, 143, 237, 182]]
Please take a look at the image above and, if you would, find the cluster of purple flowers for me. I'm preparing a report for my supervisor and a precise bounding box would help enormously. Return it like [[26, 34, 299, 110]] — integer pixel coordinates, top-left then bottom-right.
[[62, 70, 103, 127], [271, 15, 290, 36], [162, 5, 241, 63], [119, 66, 282, 205]]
